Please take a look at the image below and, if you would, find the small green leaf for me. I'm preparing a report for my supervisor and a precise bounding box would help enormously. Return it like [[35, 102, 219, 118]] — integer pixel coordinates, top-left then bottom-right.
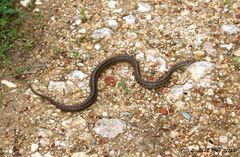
[[117, 82, 124, 87], [233, 56, 240, 64]]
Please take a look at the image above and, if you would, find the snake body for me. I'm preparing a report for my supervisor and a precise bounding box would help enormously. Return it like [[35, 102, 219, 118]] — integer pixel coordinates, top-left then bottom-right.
[[30, 54, 196, 111]]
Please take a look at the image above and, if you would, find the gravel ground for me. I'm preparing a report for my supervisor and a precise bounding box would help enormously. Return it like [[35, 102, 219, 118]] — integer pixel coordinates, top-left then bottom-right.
[[0, 0, 240, 157]]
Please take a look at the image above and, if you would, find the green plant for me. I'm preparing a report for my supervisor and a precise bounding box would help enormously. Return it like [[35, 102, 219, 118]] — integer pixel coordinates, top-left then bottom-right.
[[0, 0, 20, 67], [233, 56, 240, 64]]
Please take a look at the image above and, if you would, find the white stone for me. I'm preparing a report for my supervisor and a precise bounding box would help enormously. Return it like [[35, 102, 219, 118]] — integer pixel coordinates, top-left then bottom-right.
[[20, 0, 32, 7], [44, 152, 53, 157], [35, 0, 42, 5], [91, 28, 113, 39], [75, 19, 81, 25], [107, 0, 118, 9], [234, 49, 240, 56], [145, 14, 152, 20], [170, 131, 179, 138], [61, 117, 86, 128], [186, 61, 214, 80], [125, 32, 137, 39], [102, 112, 109, 117], [219, 135, 228, 143], [38, 128, 53, 138], [136, 52, 144, 60], [55, 141, 67, 148], [93, 118, 126, 138], [72, 152, 89, 157], [169, 83, 193, 100], [204, 42, 217, 56], [68, 70, 88, 81], [226, 98, 233, 105], [137, 2, 152, 12], [94, 44, 101, 50], [31, 152, 43, 157], [79, 29, 87, 34], [123, 15, 136, 25], [31, 144, 39, 152], [1, 80, 17, 88], [48, 81, 71, 94], [108, 19, 118, 30], [221, 24, 240, 34]]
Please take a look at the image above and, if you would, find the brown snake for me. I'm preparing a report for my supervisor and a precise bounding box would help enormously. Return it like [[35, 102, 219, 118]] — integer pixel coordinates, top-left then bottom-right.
[[30, 54, 196, 111]]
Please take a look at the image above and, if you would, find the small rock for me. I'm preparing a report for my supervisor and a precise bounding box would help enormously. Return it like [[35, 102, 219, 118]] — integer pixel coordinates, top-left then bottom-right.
[[55, 141, 67, 148], [108, 19, 118, 30], [61, 117, 86, 128], [104, 76, 116, 87], [233, 49, 240, 56], [145, 14, 152, 20], [107, 0, 118, 9], [31, 144, 39, 152], [93, 118, 126, 138], [219, 135, 228, 143], [123, 15, 136, 25], [94, 44, 101, 50], [206, 89, 214, 96], [102, 112, 109, 117], [159, 107, 168, 115], [186, 61, 214, 80], [221, 24, 240, 34], [169, 83, 193, 100], [20, 0, 32, 7], [1, 80, 17, 88], [71, 152, 89, 157], [68, 70, 88, 81], [48, 81, 71, 94], [91, 28, 113, 39], [35, 0, 42, 5], [181, 112, 192, 121], [79, 29, 87, 33], [125, 32, 137, 39], [137, 2, 152, 12], [225, 98, 233, 105], [31, 152, 43, 157], [193, 50, 205, 58], [135, 51, 144, 60], [44, 152, 53, 157], [170, 131, 179, 138], [203, 42, 217, 56]]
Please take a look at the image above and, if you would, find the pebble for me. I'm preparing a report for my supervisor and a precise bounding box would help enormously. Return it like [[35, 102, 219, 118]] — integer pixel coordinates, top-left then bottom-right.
[[48, 81, 72, 94], [233, 49, 240, 56], [93, 118, 126, 138], [219, 135, 228, 143], [203, 42, 217, 56], [79, 29, 87, 34], [71, 152, 89, 157], [68, 70, 88, 81], [137, 2, 152, 12], [31, 152, 43, 157], [186, 61, 214, 80], [193, 50, 205, 58], [170, 131, 179, 138], [125, 32, 137, 39], [91, 28, 113, 39], [94, 44, 101, 50], [225, 98, 233, 105], [123, 15, 136, 25], [35, 0, 42, 5], [1, 80, 17, 88], [107, 0, 118, 9], [20, 0, 31, 7], [61, 117, 87, 128], [108, 19, 118, 30], [135, 51, 144, 60], [221, 24, 240, 34], [31, 143, 39, 152], [169, 83, 193, 100], [181, 112, 192, 121], [44, 152, 53, 157]]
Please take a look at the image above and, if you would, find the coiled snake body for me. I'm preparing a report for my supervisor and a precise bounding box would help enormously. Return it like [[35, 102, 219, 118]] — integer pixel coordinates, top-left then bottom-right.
[[30, 54, 196, 111]]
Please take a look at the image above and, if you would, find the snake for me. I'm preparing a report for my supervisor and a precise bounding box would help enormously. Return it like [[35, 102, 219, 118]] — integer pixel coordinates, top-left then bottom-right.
[[29, 54, 196, 111]]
